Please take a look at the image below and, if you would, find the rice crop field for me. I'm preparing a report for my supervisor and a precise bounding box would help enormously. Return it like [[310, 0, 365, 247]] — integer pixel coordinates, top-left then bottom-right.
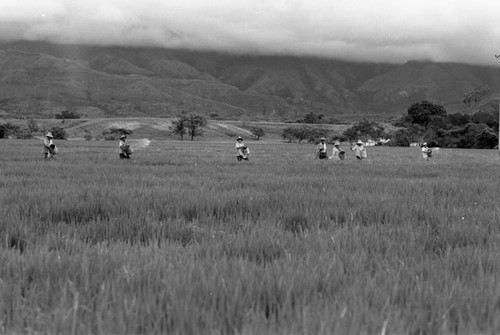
[[1, 138, 500, 334]]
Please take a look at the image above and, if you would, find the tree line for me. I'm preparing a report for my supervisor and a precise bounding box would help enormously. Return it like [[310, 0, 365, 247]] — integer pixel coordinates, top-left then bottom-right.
[[279, 99, 498, 149], [0, 120, 67, 140], [390, 100, 498, 148]]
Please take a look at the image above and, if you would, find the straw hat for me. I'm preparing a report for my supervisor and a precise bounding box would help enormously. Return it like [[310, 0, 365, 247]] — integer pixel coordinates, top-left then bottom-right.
[[334, 140, 341, 146], [320, 137, 326, 141], [120, 135, 127, 140], [357, 140, 363, 145], [45, 132, 53, 138], [237, 136, 243, 141]]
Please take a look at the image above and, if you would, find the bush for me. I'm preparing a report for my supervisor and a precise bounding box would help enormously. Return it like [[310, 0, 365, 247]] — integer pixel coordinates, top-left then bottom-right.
[[109, 128, 133, 135], [55, 110, 80, 119], [0, 123, 35, 139], [388, 129, 411, 147], [49, 126, 68, 140], [343, 119, 385, 142], [0, 123, 19, 139]]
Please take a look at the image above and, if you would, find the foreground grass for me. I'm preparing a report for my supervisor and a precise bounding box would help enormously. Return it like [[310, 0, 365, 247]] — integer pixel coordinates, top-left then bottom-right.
[[1, 139, 500, 334]]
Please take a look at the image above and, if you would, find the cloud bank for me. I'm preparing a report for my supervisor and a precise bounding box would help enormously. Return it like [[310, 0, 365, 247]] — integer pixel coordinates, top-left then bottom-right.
[[1, 0, 499, 65]]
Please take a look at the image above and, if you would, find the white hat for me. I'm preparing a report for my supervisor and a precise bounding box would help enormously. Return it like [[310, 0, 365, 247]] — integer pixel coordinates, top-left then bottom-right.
[[334, 140, 341, 146], [120, 135, 127, 140], [45, 132, 53, 138], [237, 136, 243, 141], [320, 137, 326, 141], [357, 140, 363, 145]]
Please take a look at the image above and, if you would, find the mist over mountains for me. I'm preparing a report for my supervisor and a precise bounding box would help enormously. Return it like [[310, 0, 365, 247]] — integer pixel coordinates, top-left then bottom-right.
[[0, 41, 498, 121]]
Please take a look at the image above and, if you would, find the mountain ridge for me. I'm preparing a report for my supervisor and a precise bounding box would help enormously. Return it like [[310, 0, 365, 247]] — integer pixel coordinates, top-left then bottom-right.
[[0, 41, 498, 121]]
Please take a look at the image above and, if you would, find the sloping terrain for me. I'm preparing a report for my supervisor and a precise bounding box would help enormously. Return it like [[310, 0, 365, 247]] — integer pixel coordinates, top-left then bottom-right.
[[0, 41, 498, 121]]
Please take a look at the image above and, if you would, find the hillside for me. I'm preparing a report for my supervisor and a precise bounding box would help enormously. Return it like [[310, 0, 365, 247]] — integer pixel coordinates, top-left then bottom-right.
[[0, 41, 499, 122]]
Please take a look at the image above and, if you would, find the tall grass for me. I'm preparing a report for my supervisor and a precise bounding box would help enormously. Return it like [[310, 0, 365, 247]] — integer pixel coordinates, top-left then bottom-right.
[[1, 139, 500, 334]]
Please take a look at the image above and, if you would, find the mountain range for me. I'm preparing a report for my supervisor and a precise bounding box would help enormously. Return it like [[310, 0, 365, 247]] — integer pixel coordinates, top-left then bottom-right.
[[0, 41, 498, 121]]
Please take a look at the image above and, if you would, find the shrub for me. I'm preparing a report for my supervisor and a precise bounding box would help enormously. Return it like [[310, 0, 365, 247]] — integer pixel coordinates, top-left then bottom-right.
[[55, 110, 80, 119], [0, 123, 19, 138], [109, 128, 133, 135], [343, 119, 385, 142], [49, 126, 68, 140]]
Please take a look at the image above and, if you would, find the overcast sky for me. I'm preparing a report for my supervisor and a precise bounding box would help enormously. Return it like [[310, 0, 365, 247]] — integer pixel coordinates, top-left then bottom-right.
[[0, 0, 499, 65]]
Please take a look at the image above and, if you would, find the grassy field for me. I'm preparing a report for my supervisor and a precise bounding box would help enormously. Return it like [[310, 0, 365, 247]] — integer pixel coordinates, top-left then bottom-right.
[[1, 138, 500, 334]]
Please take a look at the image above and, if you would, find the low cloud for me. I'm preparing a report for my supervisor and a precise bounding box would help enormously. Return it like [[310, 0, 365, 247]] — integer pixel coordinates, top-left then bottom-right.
[[0, 0, 499, 65]]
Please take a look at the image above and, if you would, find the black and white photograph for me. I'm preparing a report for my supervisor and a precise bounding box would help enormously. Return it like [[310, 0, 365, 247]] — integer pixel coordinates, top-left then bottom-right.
[[1, 0, 499, 333]]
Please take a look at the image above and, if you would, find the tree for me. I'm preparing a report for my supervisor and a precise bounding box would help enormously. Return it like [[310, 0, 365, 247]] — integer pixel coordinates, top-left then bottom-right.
[[186, 114, 207, 141], [343, 119, 385, 142], [458, 123, 498, 149], [0, 124, 6, 138], [448, 113, 470, 127], [407, 100, 447, 127], [427, 115, 452, 131], [281, 127, 295, 143], [249, 126, 265, 140], [172, 113, 188, 140], [388, 129, 411, 147], [306, 127, 328, 143], [300, 112, 323, 124], [471, 110, 498, 130]]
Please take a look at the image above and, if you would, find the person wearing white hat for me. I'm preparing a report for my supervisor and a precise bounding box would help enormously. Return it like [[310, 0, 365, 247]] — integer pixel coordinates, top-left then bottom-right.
[[330, 140, 346, 161], [351, 140, 367, 160], [42, 132, 57, 159], [235, 136, 250, 161], [316, 137, 328, 159], [421, 142, 432, 161], [119, 134, 132, 159]]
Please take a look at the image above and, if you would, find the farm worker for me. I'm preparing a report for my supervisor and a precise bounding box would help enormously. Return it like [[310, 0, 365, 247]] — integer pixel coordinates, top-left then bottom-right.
[[235, 136, 250, 161], [316, 137, 328, 159], [42, 132, 57, 159], [330, 140, 346, 161], [119, 135, 132, 159], [421, 142, 432, 161], [351, 140, 367, 160]]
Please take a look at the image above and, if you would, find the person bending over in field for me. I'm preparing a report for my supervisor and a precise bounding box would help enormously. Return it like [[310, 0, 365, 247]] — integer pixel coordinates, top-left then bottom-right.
[[235, 136, 250, 161], [119, 135, 133, 159], [351, 140, 367, 160], [330, 141, 346, 161], [42, 132, 58, 159], [421, 142, 432, 161], [316, 137, 328, 159]]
